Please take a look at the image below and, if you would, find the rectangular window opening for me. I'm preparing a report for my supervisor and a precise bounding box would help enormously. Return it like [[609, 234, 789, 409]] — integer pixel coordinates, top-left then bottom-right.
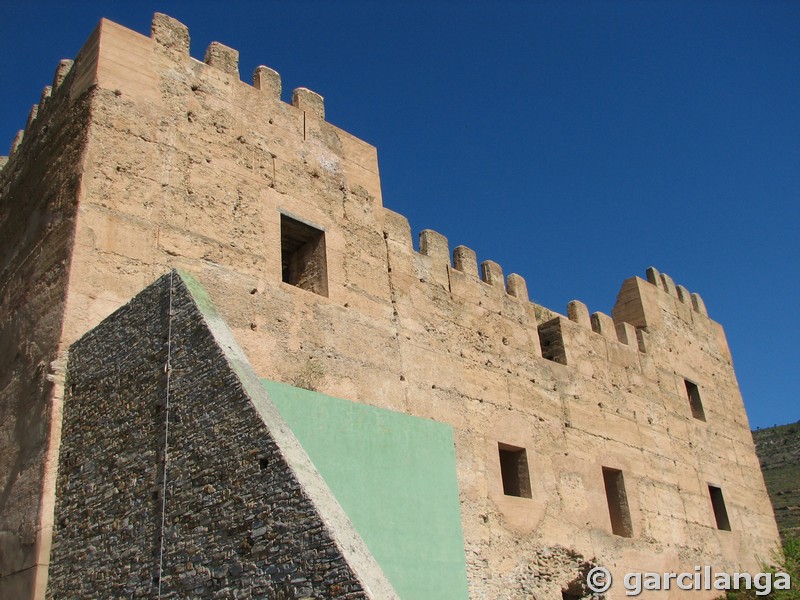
[[685, 379, 706, 421], [708, 485, 731, 531], [280, 213, 328, 297], [602, 467, 633, 537], [498, 443, 532, 498]]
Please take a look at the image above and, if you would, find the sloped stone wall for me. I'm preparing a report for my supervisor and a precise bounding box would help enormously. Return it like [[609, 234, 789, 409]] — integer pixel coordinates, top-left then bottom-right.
[[49, 273, 376, 598]]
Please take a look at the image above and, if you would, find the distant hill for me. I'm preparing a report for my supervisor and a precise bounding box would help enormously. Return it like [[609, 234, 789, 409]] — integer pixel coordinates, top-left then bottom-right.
[[752, 422, 800, 541]]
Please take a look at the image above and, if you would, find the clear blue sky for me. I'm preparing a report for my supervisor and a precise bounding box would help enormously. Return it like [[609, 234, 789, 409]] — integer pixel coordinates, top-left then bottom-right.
[[2, 1, 798, 429]]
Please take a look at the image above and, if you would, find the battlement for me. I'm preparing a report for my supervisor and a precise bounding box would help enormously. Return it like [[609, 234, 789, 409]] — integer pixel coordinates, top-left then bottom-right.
[[644, 265, 708, 315], [0, 11, 732, 389], [0, 11, 711, 353], [3, 57, 71, 164], [1, 14, 349, 188], [379, 204, 728, 374], [612, 265, 711, 332], [151, 13, 327, 121]]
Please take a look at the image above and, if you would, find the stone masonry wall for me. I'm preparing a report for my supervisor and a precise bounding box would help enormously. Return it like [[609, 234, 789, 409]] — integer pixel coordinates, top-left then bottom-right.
[[49, 272, 391, 598], [47, 274, 168, 596], [0, 54, 91, 598], [1, 12, 782, 599]]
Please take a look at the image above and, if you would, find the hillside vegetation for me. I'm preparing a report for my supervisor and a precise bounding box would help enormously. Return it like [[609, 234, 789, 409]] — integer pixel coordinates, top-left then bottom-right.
[[753, 422, 800, 541]]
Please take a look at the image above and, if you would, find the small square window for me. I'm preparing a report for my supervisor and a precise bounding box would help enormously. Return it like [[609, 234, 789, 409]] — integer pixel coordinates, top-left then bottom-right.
[[602, 467, 633, 537], [685, 379, 706, 421], [280, 214, 328, 297], [498, 443, 532, 498], [708, 485, 731, 531]]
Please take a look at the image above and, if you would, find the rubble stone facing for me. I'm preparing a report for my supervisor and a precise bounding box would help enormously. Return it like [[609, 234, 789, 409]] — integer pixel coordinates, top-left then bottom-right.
[[48, 278, 167, 597], [48, 273, 384, 598]]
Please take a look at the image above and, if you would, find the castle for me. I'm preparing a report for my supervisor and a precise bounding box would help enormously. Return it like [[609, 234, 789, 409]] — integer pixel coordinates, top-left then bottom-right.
[[0, 13, 781, 599]]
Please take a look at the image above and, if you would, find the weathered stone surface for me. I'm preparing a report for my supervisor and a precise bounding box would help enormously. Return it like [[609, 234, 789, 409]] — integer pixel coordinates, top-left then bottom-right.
[[506, 273, 528, 301], [0, 54, 89, 599], [254, 65, 281, 99], [567, 299, 591, 328], [452, 245, 478, 278], [9, 130, 23, 155], [591, 311, 616, 340], [52, 60, 73, 90], [692, 291, 708, 316], [150, 12, 189, 56], [480, 260, 504, 288], [419, 229, 449, 264], [204, 41, 239, 76], [0, 12, 781, 600], [292, 87, 325, 120]]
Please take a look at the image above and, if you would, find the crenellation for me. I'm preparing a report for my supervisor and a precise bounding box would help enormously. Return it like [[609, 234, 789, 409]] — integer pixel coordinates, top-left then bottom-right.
[[676, 284, 691, 304], [646, 265, 664, 291], [506, 273, 528, 301], [553, 315, 609, 372], [52, 59, 73, 91], [292, 87, 325, 120], [419, 229, 450, 265], [411, 230, 450, 289], [39, 86, 52, 109], [691, 292, 708, 316], [567, 299, 591, 328], [253, 65, 282, 99], [642, 266, 710, 317], [204, 41, 240, 78], [660, 272, 677, 296], [150, 12, 190, 57], [25, 105, 39, 129], [452, 245, 478, 278], [396, 244, 664, 370], [10, 129, 24, 156], [480, 260, 504, 288], [590, 311, 616, 341], [381, 208, 413, 247]]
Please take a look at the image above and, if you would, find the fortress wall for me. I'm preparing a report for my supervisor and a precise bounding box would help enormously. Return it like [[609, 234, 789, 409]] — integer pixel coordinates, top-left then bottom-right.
[[0, 47, 96, 598], [0, 13, 781, 599]]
